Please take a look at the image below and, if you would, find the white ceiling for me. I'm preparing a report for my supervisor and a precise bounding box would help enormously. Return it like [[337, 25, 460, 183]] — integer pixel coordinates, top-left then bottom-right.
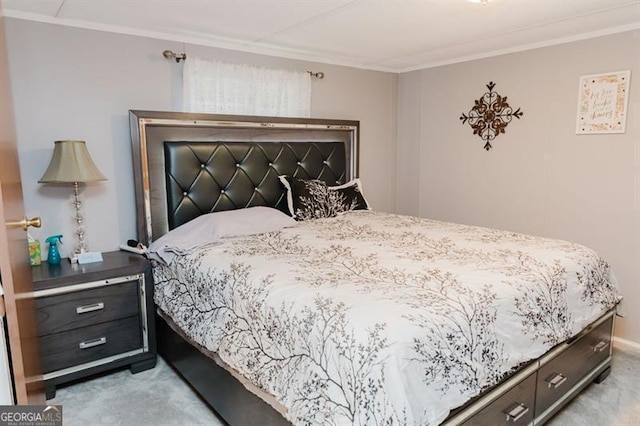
[[2, 0, 639, 72]]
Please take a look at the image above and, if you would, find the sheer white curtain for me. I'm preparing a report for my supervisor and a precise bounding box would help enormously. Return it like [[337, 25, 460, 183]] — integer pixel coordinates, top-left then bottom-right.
[[183, 57, 311, 117]]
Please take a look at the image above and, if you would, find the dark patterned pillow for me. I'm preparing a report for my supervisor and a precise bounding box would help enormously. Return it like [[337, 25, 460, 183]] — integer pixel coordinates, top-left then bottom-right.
[[328, 178, 370, 211], [279, 176, 370, 220]]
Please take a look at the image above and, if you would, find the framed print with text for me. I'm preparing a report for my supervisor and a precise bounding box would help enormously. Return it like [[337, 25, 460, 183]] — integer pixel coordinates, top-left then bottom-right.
[[576, 70, 630, 134]]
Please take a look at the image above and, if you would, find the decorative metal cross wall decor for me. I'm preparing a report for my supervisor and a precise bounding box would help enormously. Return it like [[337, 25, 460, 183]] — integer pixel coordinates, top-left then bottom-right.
[[460, 82, 523, 151]]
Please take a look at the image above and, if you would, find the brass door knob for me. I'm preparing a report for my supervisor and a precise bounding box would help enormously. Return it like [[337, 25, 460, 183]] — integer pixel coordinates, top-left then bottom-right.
[[6, 217, 42, 231]]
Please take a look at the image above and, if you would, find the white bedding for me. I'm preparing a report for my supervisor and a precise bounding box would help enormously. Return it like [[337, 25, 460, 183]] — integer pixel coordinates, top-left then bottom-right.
[[152, 210, 621, 425]]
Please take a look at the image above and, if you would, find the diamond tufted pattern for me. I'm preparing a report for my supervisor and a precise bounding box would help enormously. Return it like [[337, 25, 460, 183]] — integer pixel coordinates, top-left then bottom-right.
[[164, 141, 347, 229]]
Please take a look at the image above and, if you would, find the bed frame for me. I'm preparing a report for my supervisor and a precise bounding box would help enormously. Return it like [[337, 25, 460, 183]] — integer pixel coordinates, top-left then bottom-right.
[[129, 110, 614, 425]]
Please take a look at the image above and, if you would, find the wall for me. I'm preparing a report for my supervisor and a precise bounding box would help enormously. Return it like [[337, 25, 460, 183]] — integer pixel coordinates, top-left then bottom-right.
[[4, 18, 397, 257], [397, 30, 640, 345]]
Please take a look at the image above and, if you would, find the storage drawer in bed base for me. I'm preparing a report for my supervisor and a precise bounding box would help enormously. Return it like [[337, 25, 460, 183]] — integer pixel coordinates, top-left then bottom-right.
[[444, 310, 615, 426], [534, 357, 610, 424], [535, 315, 613, 421]]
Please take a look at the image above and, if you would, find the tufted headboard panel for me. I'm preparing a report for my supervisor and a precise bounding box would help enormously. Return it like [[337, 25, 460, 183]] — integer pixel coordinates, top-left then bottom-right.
[[130, 111, 359, 246], [164, 141, 347, 230]]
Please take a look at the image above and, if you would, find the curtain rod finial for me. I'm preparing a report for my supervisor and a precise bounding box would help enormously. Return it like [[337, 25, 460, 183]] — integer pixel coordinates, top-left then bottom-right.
[[307, 71, 325, 79], [163, 50, 187, 63]]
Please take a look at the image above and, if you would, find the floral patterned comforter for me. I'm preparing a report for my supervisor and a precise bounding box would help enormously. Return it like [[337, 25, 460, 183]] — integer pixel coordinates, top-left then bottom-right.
[[152, 210, 621, 425]]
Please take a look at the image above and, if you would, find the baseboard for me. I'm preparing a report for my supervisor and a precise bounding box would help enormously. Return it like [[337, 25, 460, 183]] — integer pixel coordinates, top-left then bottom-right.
[[613, 336, 640, 354]]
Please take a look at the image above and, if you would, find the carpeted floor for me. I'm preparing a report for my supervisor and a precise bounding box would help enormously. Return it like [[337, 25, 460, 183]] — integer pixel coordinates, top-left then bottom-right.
[[49, 348, 640, 425], [48, 357, 223, 426]]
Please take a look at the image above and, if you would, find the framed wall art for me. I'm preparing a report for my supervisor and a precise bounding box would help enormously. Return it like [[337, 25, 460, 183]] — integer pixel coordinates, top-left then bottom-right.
[[576, 70, 631, 134]]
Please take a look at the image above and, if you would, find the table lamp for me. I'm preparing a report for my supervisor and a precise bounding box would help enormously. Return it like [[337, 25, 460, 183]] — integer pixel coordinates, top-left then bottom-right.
[[39, 140, 107, 261]]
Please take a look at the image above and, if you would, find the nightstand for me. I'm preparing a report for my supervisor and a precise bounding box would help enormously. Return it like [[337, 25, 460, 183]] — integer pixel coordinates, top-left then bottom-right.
[[30, 251, 156, 399]]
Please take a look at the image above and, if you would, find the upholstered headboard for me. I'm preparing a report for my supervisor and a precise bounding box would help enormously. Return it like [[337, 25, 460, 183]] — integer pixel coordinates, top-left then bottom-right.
[[129, 110, 359, 246]]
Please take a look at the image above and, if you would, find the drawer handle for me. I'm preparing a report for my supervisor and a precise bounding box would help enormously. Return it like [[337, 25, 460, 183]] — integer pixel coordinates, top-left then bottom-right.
[[76, 302, 105, 314], [79, 337, 107, 349], [546, 373, 567, 389], [504, 402, 529, 422], [593, 340, 609, 353]]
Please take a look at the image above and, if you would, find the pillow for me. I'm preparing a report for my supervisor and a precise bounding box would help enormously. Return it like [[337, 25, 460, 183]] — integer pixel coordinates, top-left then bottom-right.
[[147, 206, 297, 264], [213, 206, 297, 239], [279, 176, 370, 220], [329, 179, 370, 211]]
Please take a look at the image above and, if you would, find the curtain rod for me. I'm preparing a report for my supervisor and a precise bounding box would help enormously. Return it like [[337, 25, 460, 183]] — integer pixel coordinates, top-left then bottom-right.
[[161, 49, 325, 79]]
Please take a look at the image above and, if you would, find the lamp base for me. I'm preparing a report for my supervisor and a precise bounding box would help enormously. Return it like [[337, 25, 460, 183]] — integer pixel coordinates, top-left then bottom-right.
[[69, 247, 87, 264]]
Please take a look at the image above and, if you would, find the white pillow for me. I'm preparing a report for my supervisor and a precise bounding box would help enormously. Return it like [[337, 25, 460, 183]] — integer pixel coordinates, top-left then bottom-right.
[[147, 206, 297, 264], [214, 206, 297, 239]]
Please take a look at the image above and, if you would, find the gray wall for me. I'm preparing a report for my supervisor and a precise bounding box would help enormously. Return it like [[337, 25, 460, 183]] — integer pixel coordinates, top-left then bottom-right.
[[4, 18, 397, 257], [397, 30, 640, 345]]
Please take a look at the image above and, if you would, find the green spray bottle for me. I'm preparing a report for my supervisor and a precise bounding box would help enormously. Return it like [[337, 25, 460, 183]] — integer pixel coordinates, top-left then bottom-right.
[[45, 235, 63, 265]]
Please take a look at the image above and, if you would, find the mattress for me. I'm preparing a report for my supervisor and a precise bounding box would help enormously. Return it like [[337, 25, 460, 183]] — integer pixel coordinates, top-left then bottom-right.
[[152, 210, 621, 425]]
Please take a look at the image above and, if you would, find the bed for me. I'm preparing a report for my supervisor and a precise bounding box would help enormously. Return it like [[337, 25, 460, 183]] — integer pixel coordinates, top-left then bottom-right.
[[129, 110, 621, 425]]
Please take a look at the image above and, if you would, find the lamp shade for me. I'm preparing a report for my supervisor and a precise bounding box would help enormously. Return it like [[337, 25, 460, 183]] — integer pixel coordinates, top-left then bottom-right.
[[39, 140, 107, 183]]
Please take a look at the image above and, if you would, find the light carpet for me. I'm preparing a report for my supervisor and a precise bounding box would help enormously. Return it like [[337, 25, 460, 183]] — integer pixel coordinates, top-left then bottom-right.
[[49, 349, 640, 425]]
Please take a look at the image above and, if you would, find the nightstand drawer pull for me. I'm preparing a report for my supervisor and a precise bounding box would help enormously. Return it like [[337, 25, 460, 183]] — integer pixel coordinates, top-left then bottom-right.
[[79, 337, 107, 349], [593, 340, 608, 353], [546, 373, 567, 389], [76, 302, 105, 314], [504, 402, 529, 422]]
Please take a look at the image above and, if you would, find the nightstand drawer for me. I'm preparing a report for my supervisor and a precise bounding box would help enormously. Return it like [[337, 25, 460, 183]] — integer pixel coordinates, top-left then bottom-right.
[[36, 280, 140, 335], [40, 315, 142, 373]]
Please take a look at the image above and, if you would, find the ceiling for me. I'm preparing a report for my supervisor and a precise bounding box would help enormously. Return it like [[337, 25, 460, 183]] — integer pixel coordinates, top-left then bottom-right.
[[2, 0, 639, 73]]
